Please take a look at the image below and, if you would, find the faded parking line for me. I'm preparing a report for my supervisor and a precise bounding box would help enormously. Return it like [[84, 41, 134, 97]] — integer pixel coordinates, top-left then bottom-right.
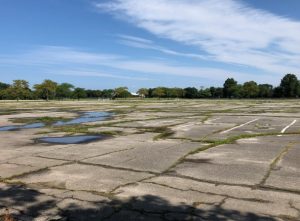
[[220, 118, 259, 134], [278, 119, 297, 136]]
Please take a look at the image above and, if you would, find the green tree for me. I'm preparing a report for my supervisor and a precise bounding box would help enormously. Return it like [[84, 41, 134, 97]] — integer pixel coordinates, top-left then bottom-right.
[[184, 87, 198, 99], [72, 88, 87, 100], [34, 79, 57, 101], [102, 89, 114, 99], [258, 84, 273, 98], [223, 78, 239, 98], [273, 86, 283, 98], [0, 82, 10, 100], [210, 87, 223, 98], [198, 88, 212, 98], [86, 90, 102, 99], [56, 83, 74, 99], [280, 74, 300, 98], [5, 80, 31, 100], [241, 81, 259, 98], [173, 88, 185, 98], [137, 88, 149, 98], [166, 88, 177, 98], [152, 87, 166, 98], [0, 82, 10, 90], [114, 87, 131, 98]]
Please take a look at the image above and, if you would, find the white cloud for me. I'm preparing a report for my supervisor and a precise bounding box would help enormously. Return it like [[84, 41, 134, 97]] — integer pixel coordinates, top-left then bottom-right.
[[48, 69, 151, 81], [118, 34, 209, 60], [0, 45, 280, 84], [96, 0, 300, 74], [0, 46, 122, 66]]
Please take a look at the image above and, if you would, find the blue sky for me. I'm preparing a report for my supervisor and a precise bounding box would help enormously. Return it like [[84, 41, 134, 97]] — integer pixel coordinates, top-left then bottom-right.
[[0, 0, 300, 91]]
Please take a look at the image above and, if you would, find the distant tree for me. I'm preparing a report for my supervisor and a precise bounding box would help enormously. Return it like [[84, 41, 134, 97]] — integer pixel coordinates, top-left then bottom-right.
[[114, 87, 131, 98], [184, 87, 198, 99], [152, 87, 166, 98], [198, 88, 212, 98], [241, 81, 259, 98], [86, 90, 102, 99], [223, 78, 239, 98], [4, 80, 31, 101], [56, 83, 74, 99], [273, 86, 283, 98], [0, 82, 10, 100], [137, 88, 149, 98], [210, 87, 223, 98], [173, 88, 185, 98], [280, 74, 300, 98], [258, 84, 273, 98], [34, 79, 57, 101], [72, 88, 87, 100], [0, 82, 10, 90], [102, 89, 114, 99], [166, 88, 179, 98]]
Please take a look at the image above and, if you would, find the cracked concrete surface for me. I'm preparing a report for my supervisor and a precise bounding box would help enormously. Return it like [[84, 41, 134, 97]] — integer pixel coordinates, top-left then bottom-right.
[[1, 100, 300, 221]]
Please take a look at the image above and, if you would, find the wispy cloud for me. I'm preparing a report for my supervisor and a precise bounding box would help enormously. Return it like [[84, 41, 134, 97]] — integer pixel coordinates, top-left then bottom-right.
[[96, 0, 300, 74], [0, 45, 278, 84], [118, 34, 209, 60], [0, 46, 122, 66], [48, 69, 151, 81]]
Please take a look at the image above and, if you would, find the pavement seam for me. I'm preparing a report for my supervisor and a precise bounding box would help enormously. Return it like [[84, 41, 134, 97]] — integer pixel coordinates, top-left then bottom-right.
[[259, 142, 298, 186], [142, 181, 272, 203], [3, 161, 74, 180], [77, 161, 158, 175], [163, 173, 300, 195]]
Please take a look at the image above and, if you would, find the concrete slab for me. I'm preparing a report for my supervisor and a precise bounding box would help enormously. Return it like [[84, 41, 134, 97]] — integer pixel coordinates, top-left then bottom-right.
[[83, 141, 203, 173], [113, 182, 225, 212], [12, 163, 153, 193], [172, 123, 234, 140], [265, 142, 300, 191], [146, 175, 300, 219], [173, 136, 293, 185], [36, 133, 158, 161], [1, 100, 300, 221]]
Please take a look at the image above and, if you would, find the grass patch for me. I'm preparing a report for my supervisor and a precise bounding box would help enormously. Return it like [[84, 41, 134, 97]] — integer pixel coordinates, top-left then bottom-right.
[[10, 116, 71, 125], [52, 124, 89, 134], [134, 126, 175, 140], [148, 127, 175, 140], [98, 130, 123, 136]]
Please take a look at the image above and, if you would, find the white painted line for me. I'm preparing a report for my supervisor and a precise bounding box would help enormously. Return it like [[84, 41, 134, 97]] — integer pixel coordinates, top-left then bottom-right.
[[278, 120, 297, 136], [220, 118, 259, 134]]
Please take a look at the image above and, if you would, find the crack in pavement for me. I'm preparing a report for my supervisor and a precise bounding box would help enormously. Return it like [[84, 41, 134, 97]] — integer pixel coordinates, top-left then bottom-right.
[[77, 161, 158, 175], [259, 142, 298, 186], [142, 181, 272, 204]]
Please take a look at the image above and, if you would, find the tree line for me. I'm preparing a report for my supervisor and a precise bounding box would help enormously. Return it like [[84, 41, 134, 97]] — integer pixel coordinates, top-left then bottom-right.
[[0, 74, 299, 100]]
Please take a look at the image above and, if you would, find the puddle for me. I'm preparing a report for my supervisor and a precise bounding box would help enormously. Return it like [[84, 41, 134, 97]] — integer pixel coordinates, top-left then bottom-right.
[[53, 112, 111, 126], [0, 111, 112, 131], [0, 123, 45, 131], [22, 123, 45, 129], [0, 125, 19, 131], [37, 135, 106, 144]]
